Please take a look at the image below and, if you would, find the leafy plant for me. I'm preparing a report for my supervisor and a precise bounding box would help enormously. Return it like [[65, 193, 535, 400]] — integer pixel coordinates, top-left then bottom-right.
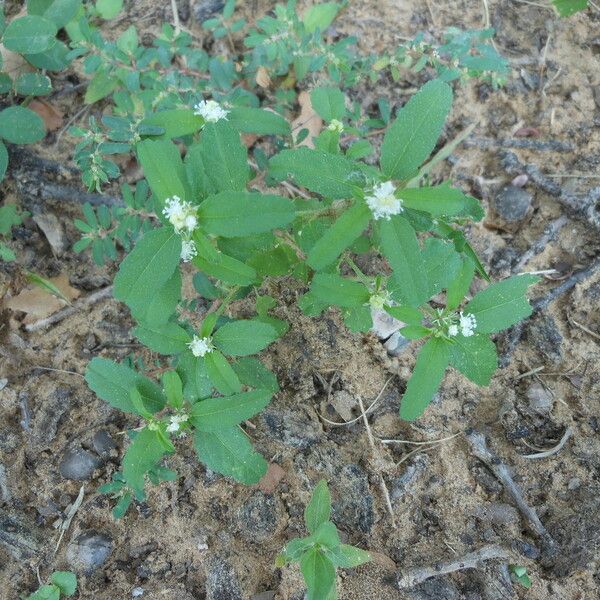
[[509, 564, 533, 588], [26, 571, 77, 600], [0, 204, 29, 261], [277, 480, 370, 600], [552, 0, 589, 16]]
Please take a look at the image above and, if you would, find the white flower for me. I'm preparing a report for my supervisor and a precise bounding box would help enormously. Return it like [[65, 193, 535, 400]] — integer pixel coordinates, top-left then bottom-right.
[[327, 119, 344, 133], [166, 413, 189, 433], [369, 290, 392, 311], [187, 335, 213, 357], [448, 324, 459, 337], [180, 240, 197, 262], [194, 99, 229, 123], [365, 181, 404, 220], [459, 312, 477, 337], [162, 196, 198, 234]]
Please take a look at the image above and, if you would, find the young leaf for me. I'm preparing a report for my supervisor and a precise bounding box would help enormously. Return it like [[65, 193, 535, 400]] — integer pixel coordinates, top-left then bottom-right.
[[300, 548, 336, 600], [307, 202, 371, 270], [190, 389, 272, 431], [27, 585, 60, 600], [378, 215, 429, 307], [399, 325, 431, 340], [136, 139, 188, 201], [384, 304, 423, 326], [204, 350, 242, 395], [304, 479, 331, 534], [380, 79, 452, 180], [194, 426, 268, 484], [227, 107, 291, 135], [327, 544, 371, 568], [310, 87, 346, 122], [449, 334, 498, 386], [552, 0, 588, 17], [162, 371, 184, 409], [212, 320, 278, 356], [50, 571, 77, 596], [310, 273, 370, 308], [198, 192, 295, 237], [303, 2, 340, 32], [446, 258, 475, 311], [132, 322, 191, 355], [140, 109, 204, 139], [312, 521, 340, 549], [123, 428, 171, 493], [465, 274, 539, 334], [85, 358, 165, 415], [113, 228, 181, 312], [400, 337, 451, 420]]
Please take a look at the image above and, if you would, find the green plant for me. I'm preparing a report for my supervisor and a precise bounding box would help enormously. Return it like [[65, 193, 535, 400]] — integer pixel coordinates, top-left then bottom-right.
[[26, 571, 77, 600], [552, 0, 590, 16], [277, 480, 370, 599], [0, 204, 29, 261], [509, 564, 533, 589]]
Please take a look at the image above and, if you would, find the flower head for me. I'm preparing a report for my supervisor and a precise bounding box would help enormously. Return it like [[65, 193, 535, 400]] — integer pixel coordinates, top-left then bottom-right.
[[369, 290, 392, 311], [448, 324, 459, 337], [194, 99, 229, 123], [166, 413, 189, 433], [180, 240, 197, 262], [459, 312, 477, 337], [162, 196, 198, 234], [187, 335, 213, 357], [365, 181, 403, 220], [327, 119, 344, 133]]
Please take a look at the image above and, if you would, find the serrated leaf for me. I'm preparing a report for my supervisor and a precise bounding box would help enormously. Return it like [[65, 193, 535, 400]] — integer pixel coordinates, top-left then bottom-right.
[[310, 87, 346, 122], [465, 274, 539, 334], [84, 70, 118, 103], [131, 269, 181, 325], [305, 479, 331, 533], [137, 139, 188, 202], [194, 426, 267, 483], [307, 202, 371, 270], [381, 79, 452, 180], [162, 371, 184, 409], [400, 337, 451, 420], [133, 322, 191, 354], [300, 548, 336, 600], [204, 350, 242, 395], [446, 258, 475, 311], [310, 273, 369, 308], [212, 320, 278, 356], [123, 428, 171, 493], [190, 389, 272, 431], [227, 107, 290, 135], [384, 304, 422, 326], [85, 357, 165, 414], [312, 521, 340, 549], [231, 357, 279, 393], [198, 192, 295, 237], [449, 334, 497, 385]]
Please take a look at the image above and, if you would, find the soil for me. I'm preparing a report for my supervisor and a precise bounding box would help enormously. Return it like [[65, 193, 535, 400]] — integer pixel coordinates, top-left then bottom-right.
[[2, 1, 600, 599]]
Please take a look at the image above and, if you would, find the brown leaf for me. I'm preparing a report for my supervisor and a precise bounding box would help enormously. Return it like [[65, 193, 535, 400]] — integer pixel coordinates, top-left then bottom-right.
[[33, 213, 67, 256], [291, 90, 322, 148], [258, 463, 286, 493], [256, 66, 271, 89], [29, 100, 64, 132]]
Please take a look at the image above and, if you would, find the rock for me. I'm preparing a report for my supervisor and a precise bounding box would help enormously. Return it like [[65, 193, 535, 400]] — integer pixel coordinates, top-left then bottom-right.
[[331, 464, 374, 534], [493, 185, 532, 222], [132, 588, 145, 598], [391, 455, 429, 501], [526, 382, 554, 414], [260, 408, 321, 449], [32, 212, 67, 256], [31, 387, 73, 449], [205, 556, 243, 600], [91, 430, 116, 457], [0, 509, 43, 560], [237, 491, 282, 542], [407, 577, 460, 600], [384, 330, 411, 356], [370, 308, 402, 339], [66, 531, 112, 574], [527, 314, 563, 363], [59, 448, 101, 481], [252, 593, 275, 600], [472, 503, 520, 527], [193, 0, 225, 23]]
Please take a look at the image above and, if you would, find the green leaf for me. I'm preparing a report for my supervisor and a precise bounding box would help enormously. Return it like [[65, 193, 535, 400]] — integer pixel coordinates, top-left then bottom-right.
[[113, 228, 181, 312], [312, 521, 340, 549], [190, 389, 272, 431], [84, 70, 118, 103], [303, 2, 340, 32], [50, 571, 77, 596], [140, 109, 204, 140], [85, 357, 165, 414], [401, 184, 484, 221], [231, 357, 279, 393], [198, 192, 295, 237], [213, 320, 278, 356], [227, 107, 291, 135], [133, 322, 191, 354], [307, 202, 371, 270], [465, 274, 539, 334], [131, 269, 181, 325], [137, 139, 188, 202], [28, 0, 82, 27], [204, 350, 242, 395], [14, 73, 52, 96], [116, 24, 138, 54], [378, 215, 429, 307], [0, 141, 8, 181], [27, 584, 60, 600], [96, 0, 123, 19], [280, 538, 314, 563], [300, 548, 336, 600], [162, 371, 184, 409], [194, 426, 268, 483], [304, 479, 331, 534], [399, 325, 431, 340], [0, 242, 16, 261], [446, 258, 475, 311], [327, 544, 371, 568], [123, 428, 171, 493], [198, 121, 249, 192], [380, 79, 452, 180], [552, 0, 587, 16], [343, 305, 372, 332], [3, 16, 57, 54], [310, 273, 369, 308], [269, 147, 360, 199], [449, 334, 497, 386], [400, 337, 451, 420], [0, 106, 45, 144], [422, 237, 462, 297], [193, 252, 257, 285], [310, 87, 346, 122], [384, 304, 422, 326]]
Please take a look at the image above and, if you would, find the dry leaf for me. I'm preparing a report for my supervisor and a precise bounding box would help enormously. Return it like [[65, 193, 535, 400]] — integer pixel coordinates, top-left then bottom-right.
[[258, 463, 286, 494], [5, 274, 80, 324], [241, 133, 259, 148], [29, 100, 64, 132], [33, 213, 67, 256], [291, 90, 322, 148], [0, 45, 34, 80], [256, 66, 271, 88]]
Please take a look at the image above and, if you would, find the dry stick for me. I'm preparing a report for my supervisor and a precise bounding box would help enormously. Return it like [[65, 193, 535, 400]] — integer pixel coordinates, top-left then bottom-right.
[[397, 544, 510, 589], [466, 430, 556, 554], [26, 286, 114, 332], [522, 426, 573, 460], [512, 215, 568, 273]]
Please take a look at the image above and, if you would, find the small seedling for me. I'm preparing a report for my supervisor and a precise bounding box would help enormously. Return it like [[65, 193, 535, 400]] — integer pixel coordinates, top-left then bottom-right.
[[510, 564, 533, 588], [26, 571, 77, 600], [277, 480, 370, 599]]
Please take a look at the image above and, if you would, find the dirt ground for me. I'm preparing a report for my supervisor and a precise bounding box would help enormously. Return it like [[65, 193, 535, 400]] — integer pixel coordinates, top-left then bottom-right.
[[1, 0, 600, 598]]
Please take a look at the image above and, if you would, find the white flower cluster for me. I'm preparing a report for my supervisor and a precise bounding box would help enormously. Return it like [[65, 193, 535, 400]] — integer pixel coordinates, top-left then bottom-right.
[[162, 196, 198, 262], [188, 335, 213, 357], [365, 181, 404, 221], [166, 413, 189, 433], [448, 312, 477, 337], [194, 99, 229, 123], [327, 119, 344, 133], [369, 290, 392, 311]]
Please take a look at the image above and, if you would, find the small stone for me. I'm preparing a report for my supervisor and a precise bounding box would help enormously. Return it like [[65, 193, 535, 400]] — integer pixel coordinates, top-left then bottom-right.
[[370, 308, 402, 339], [512, 539, 540, 560], [132, 588, 145, 598], [193, 0, 225, 23], [567, 477, 581, 491], [391, 454, 429, 501], [237, 491, 281, 542], [384, 330, 411, 356], [0, 378, 7, 391], [59, 448, 101, 481], [205, 556, 243, 600], [528, 314, 563, 363], [526, 382, 553, 414], [260, 408, 320, 449], [493, 185, 532, 222], [472, 502, 520, 526], [92, 430, 116, 457], [66, 531, 112, 574], [332, 464, 374, 534]]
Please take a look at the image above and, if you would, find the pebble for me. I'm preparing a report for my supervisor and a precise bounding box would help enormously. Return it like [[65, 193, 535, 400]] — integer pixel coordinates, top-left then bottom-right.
[[332, 464, 374, 534], [132, 588, 145, 598], [205, 556, 243, 600], [260, 408, 320, 449], [527, 314, 563, 363], [370, 308, 402, 339], [193, 0, 225, 23], [66, 531, 112, 574], [526, 382, 554, 414], [493, 185, 532, 222], [237, 491, 281, 542], [391, 454, 429, 501], [92, 430, 116, 457], [384, 330, 411, 356], [59, 448, 101, 481]]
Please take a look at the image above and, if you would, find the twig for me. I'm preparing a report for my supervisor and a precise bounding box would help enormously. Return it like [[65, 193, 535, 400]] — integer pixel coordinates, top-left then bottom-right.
[[397, 544, 510, 589], [26, 286, 114, 332], [381, 432, 462, 446], [522, 427, 573, 460], [466, 430, 556, 553], [512, 215, 568, 273], [54, 485, 85, 552], [569, 317, 600, 341], [171, 0, 181, 35]]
